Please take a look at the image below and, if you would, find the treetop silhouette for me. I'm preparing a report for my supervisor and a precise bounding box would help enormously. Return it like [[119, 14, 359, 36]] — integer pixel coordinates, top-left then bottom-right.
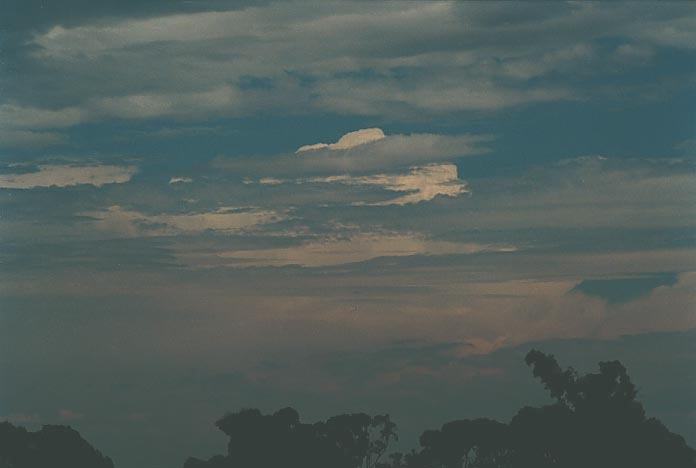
[[1, 350, 693, 468], [187, 350, 695, 468], [0, 422, 113, 468]]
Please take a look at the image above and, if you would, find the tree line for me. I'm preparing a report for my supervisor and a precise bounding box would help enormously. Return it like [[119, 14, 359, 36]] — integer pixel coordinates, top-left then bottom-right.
[[1, 350, 694, 468]]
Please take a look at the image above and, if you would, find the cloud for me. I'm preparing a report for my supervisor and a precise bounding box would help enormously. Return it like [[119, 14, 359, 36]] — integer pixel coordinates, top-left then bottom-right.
[[169, 177, 193, 184], [0, 103, 84, 128], [18, 3, 690, 124], [425, 156, 696, 231], [250, 163, 468, 206], [0, 88, 239, 132], [629, 14, 696, 50], [237, 129, 476, 206], [211, 233, 515, 268], [296, 128, 385, 152], [83, 206, 284, 237], [92, 86, 239, 120], [259, 177, 283, 185], [218, 130, 491, 176], [0, 164, 137, 189], [292, 132, 490, 173], [570, 273, 679, 304], [308, 163, 468, 206], [0, 129, 67, 148], [314, 79, 574, 114]]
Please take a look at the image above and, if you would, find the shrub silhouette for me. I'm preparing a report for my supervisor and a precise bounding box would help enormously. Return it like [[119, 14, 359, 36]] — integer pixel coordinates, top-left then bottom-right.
[[0, 422, 113, 468]]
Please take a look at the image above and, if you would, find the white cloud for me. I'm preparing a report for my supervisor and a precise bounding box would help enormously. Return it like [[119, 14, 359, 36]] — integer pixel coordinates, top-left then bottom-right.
[[250, 162, 468, 206], [83, 206, 284, 237], [259, 177, 283, 185], [0, 164, 137, 189], [213, 233, 516, 267], [310, 163, 468, 205], [233, 129, 477, 206], [219, 131, 490, 176], [169, 177, 193, 184], [296, 128, 385, 152]]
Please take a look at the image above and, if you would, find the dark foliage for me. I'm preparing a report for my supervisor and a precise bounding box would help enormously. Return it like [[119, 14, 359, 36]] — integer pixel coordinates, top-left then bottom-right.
[[0, 422, 113, 468], [184, 408, 396, 468], [381, 350, 696, 468], [187, 351, 696, 468], [1, 351, 693, 468]]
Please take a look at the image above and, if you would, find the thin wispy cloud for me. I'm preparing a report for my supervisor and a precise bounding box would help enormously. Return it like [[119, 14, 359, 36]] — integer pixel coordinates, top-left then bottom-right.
[[205, 233, 515, 268], [83, 206, 285, 237], [0, 164, 136, 189]]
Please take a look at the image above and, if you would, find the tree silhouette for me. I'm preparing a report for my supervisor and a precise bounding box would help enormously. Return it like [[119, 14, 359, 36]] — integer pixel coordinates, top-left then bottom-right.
[[367, 350, 696, 468], [184, 408, 397, 468], [3, 350, 692, 468], [417, 418, 510, 468], [512, 349, 696, 468], [0, 422, 113, 468]]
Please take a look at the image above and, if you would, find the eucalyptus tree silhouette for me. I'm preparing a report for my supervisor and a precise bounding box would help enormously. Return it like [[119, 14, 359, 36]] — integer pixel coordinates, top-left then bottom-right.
[[377, 350, 696, 468], [0, 422, 113, 468], [511, 349, 696, 468]]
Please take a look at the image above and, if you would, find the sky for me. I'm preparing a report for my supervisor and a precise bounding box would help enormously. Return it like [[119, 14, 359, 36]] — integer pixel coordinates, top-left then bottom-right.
[[1, 2, 695, 467]]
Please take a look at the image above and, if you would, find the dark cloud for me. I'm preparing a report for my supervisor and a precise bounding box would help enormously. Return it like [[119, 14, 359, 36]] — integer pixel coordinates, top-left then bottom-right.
[[571, 272, 679, 304]]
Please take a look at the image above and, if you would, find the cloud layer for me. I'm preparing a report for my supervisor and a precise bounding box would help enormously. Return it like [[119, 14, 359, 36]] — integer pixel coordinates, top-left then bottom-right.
[[210, 233, 515, 268], [3, 2, 692, 148], [307, 163, 468, 206], [83, 206, 284, 237], [0, 164, 136, 189]]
